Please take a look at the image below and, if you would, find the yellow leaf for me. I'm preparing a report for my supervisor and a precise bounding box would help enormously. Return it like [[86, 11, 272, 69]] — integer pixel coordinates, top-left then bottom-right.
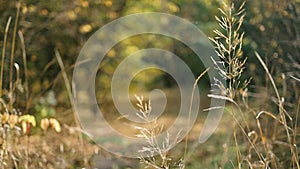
[[167, 2, 179, 13], [79, 24, 92, 34], [65, 10, 77, 20], [104, 0, 112, 7]]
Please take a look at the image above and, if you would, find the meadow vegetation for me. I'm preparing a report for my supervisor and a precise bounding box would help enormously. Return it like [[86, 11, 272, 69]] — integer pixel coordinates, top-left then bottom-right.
[[0, 0, 299, 168]]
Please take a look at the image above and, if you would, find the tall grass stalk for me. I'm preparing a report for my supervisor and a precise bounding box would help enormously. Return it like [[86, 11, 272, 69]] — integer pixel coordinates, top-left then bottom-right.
[[135, 95, 184, 169], [209, 0, 300, 168], [255, 52, 300, 168], [9, 1, 21, 112], [18, 31, 29, 111], [135, 67, 209, 168], [54, 49, 82, 137], [209, 1, 266, 168], [209, 1, 248, 99], [0, 17, 12, 97], [183, 68, 209, 164], [54, 49, 88, 165]]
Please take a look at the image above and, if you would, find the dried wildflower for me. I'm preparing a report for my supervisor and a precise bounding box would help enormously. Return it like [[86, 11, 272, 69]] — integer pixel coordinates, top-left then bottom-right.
[[8, 114, 18, 128], [19, 115, 36, 127], [209, 1, 250, 99], [40, 118, 50, 131], [49, 118, 61, 133], [135, 95, 183, 169], [18, 115, 36, 135]]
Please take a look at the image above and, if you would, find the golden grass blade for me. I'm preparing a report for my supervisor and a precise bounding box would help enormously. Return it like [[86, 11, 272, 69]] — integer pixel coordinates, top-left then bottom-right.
[[255, 51, 299, 168], [184, 68, 209, 164], [18, 31, 29, 103], [9, 1, 21, 112], [254, 52, 280, 102], [0, 17, 12, 97], [289, 75, 300, 82], [55, 49, 84, 146]]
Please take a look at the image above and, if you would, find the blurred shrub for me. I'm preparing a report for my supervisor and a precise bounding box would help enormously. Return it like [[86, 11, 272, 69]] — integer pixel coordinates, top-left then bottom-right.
[[241, 0, 300, 102]]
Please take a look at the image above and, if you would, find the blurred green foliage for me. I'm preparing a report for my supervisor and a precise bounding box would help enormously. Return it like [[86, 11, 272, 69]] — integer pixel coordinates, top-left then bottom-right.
[[0, 0, 299, 106], [241, 0, 300, 103]]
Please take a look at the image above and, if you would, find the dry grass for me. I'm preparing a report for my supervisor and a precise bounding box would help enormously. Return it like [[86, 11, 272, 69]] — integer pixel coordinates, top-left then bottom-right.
[[127, 1, 297, 169], [0, 6, 88, 169], [207, 1, 300, 168], [1, 0, 299, 168]]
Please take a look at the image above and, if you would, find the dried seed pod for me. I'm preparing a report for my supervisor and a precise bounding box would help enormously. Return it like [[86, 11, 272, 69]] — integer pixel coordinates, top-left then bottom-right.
[[49, 118, 61, 133], [8, 114, 19, 128], [21, 121, 27, 134], [40, 118, 50, 131]]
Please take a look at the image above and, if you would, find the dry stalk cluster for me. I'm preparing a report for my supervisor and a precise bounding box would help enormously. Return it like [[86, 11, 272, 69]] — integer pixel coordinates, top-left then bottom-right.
[[135, 95, 184, 169], [209, 1, 300, 168]]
